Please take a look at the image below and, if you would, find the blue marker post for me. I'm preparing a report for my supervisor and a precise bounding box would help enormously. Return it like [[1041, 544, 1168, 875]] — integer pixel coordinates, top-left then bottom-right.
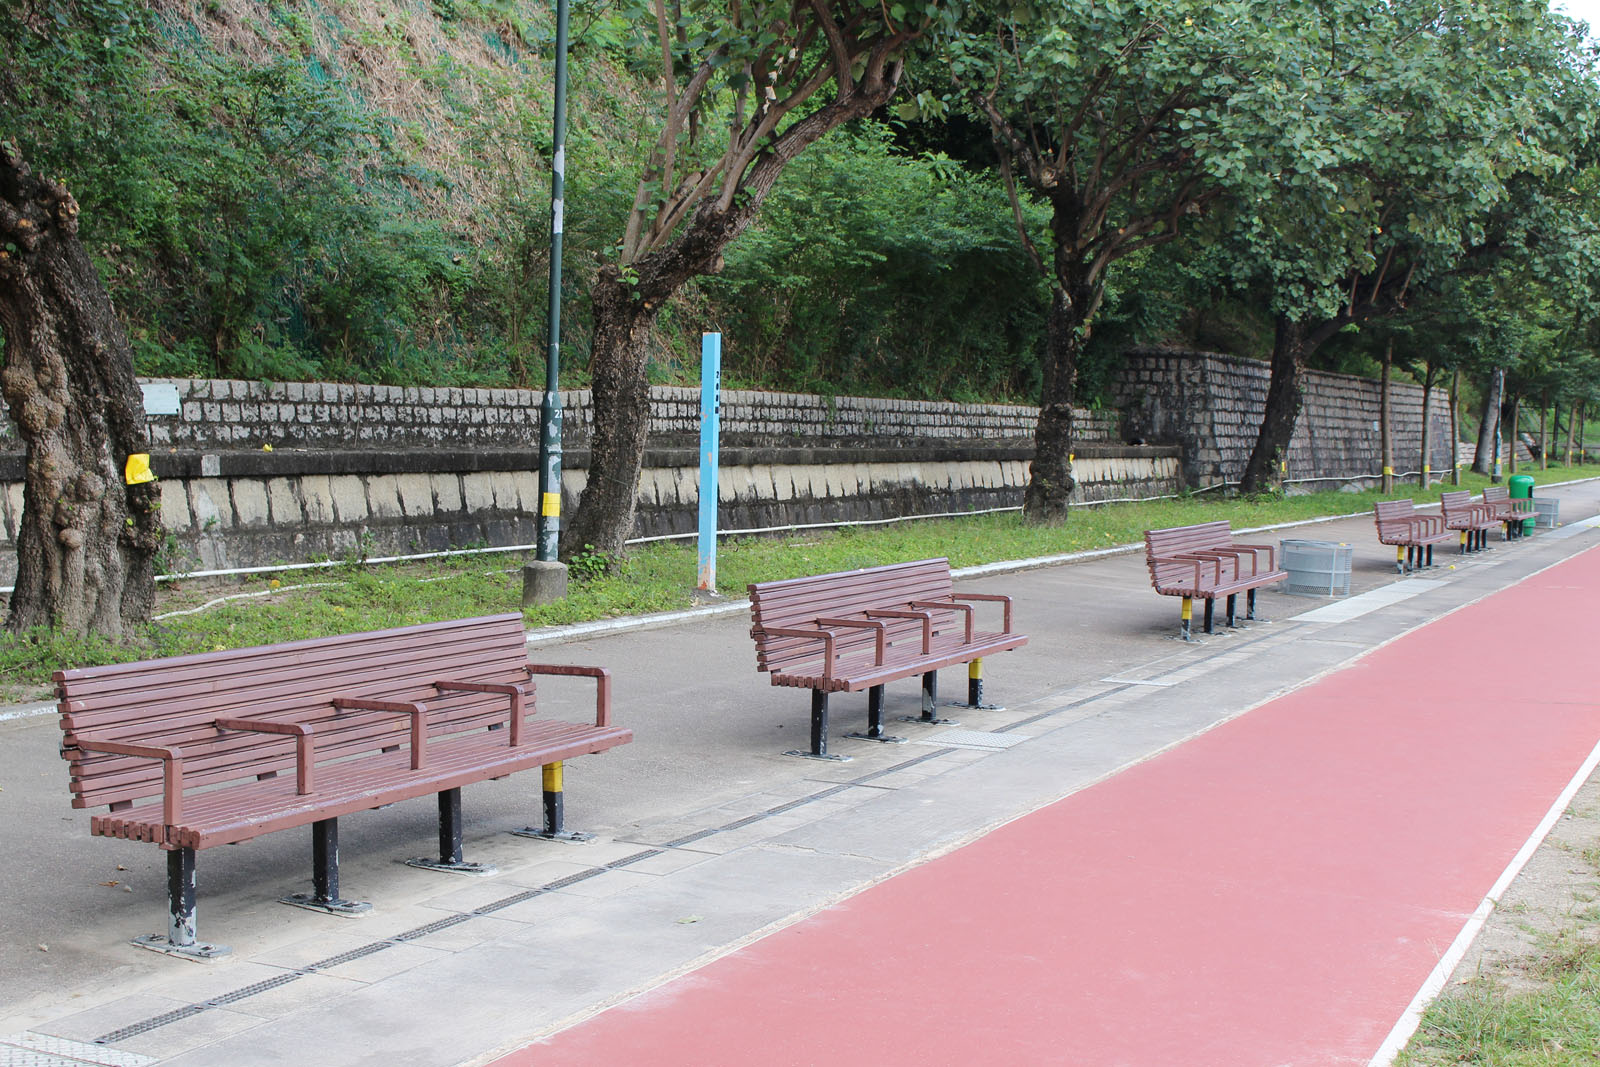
[[698, 333, 722, 592]]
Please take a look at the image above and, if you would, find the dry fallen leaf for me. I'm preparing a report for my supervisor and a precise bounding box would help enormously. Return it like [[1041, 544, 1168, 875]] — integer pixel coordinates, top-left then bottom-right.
[[98, 880, 120, 887]]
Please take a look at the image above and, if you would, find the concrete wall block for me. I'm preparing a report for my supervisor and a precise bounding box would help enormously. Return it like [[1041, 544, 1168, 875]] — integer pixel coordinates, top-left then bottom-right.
[[189, 478, 230, 532], [460, 473, 496, 515], [299, 475, 336, 525], [771, 465, 798, 501], [157, 478, 192, 533], [395, 474, 434, 517], [328, 475, 370, 523], [489, 472, 524, 513], [266, 478, 303, 526], [367, 476, 403, 520]]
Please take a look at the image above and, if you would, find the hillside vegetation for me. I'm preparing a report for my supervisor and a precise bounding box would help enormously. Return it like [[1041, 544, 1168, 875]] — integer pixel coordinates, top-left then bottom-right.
[[1, 0, 1051, 400]]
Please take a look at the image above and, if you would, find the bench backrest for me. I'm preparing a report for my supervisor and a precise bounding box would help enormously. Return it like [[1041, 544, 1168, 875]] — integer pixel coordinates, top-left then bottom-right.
[[748, 559, 955, 675], [1144, 521, 1234, 589], [1481, 485, 1509, 504], [1440, 490, 1475, 516], [57, 614, 531, 813], [1374, 499, 1418, 535]]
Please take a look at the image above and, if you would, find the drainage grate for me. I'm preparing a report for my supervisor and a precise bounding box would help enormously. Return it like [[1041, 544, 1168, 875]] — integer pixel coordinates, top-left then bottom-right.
[[395, 913, 475, 941], [203, 973, 301, 1007], [915, 729, 1029, 751], [95, 1004, 209, 1044]]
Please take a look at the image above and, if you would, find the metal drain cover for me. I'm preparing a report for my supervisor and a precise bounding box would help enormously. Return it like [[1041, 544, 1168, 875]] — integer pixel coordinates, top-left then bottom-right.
[[916, 729, 1028, 751]]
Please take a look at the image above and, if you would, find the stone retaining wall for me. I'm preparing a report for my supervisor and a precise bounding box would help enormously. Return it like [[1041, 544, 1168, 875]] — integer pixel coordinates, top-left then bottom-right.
[[0, 382, 1151, 584], [0, 380, 1118, 451], [1114, 349, 1458, 488]]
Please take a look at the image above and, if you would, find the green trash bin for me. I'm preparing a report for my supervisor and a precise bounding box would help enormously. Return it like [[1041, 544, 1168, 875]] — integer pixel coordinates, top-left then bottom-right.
[[1509, 473, 1536, 536]]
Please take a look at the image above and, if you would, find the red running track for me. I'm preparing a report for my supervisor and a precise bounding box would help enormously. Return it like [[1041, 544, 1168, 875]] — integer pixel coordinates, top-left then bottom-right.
[[500, 545, 1600, 1067]]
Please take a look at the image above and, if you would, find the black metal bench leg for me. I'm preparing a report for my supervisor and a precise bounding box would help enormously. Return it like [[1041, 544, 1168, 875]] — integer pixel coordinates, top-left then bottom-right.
[[133, 847, 229, 958], [408, 788, 497, 874], [1225, 594, 1237, 628], [786, 689, 848, 761], [1203, 598, 1215, 635], [282, 818, 372, 915], [1247, 588, 1263, 622], [944, 658, 1002, 711], [900, 670, 956, 726], [514, 761, 598, 842], [1425, 544, 1434, 568], [847, 684, 907, 744]]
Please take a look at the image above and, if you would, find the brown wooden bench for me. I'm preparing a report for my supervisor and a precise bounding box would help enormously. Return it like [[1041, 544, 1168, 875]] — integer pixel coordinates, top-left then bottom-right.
[[56, 614, 631, 958], [1374, 499, 1453, 572], [1440, 490, 1499, 552], [1480, 485, 1530, 539], [1144, 521, 1287, 639], [748, 558, 1027, 760]]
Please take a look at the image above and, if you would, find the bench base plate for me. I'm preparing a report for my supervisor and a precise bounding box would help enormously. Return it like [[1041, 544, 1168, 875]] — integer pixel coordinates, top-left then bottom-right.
[[133, 934, 230, 960], [784, 750, 850, 762], [405, 858, 498, 877], [511, 828, 597, 844], [946, 701, 1003, 711], [899, 715, 958, 726], [844, 731, 908, 744], [280, 893, 373, 917]]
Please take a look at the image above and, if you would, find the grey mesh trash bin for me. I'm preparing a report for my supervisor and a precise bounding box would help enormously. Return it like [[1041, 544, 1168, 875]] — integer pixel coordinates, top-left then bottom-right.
[[1279, 539, 1353, 597]]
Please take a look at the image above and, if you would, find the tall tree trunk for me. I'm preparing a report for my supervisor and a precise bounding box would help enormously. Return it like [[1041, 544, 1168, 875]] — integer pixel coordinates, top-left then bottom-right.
[[1241, 316, 1313, 494], [1539, 392, 1548, 470], [1418, 362, 1436, 488], [1379, 339, 1394, 492], [1506, 393, 1520, 476], [0, 144, 160, 636], [563, 201, 758, 559], [1450, 367, 1462, 485], [1022, 284, 1090, 522], [561, 23, 911, 560], [1563, 399, 1575, 466], [1471, 368, 1504, 475]]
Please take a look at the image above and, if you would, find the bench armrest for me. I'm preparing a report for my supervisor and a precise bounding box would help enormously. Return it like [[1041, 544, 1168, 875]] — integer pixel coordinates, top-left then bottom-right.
[[817, 617, 888, 663], [865, 609, 934, 653], [1230, 543, 1277, 571], [952, 593, 1014, 634], [434, 679, 534, 744], [1148, 555, 1207, 592], [910, 599, 975, 642], [1401, 515, 1445, 535], [761, 626, 837, 681], [1175, 551, 1229, 582], [524, 664, 613, 728], [74, 737, 186, 826], [1200, 546, 1255, 577], [332, 697, 429, 770], [214, 718, 316, 795]]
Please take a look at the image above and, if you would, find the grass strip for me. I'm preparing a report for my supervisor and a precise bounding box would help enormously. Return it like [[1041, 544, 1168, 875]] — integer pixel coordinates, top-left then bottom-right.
[[3, 467, 1595, 697]]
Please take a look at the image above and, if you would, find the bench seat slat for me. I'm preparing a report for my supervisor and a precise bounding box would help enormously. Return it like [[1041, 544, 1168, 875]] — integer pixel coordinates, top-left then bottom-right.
[[89, 720, 632, 849], [769, 630, 1026, 691]]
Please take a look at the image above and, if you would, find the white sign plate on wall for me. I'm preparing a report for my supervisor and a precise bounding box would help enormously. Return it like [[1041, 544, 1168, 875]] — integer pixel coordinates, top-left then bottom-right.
[[140, 383, 181, 416]]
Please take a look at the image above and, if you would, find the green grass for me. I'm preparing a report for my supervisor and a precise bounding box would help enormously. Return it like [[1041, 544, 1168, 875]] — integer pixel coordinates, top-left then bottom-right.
[[1396, 934, 1600, 1065], [3, 465, 1596, 698]]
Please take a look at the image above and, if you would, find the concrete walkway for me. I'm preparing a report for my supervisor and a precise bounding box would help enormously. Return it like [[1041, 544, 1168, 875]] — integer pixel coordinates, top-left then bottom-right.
[[2, 482, 1597, 1066]]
